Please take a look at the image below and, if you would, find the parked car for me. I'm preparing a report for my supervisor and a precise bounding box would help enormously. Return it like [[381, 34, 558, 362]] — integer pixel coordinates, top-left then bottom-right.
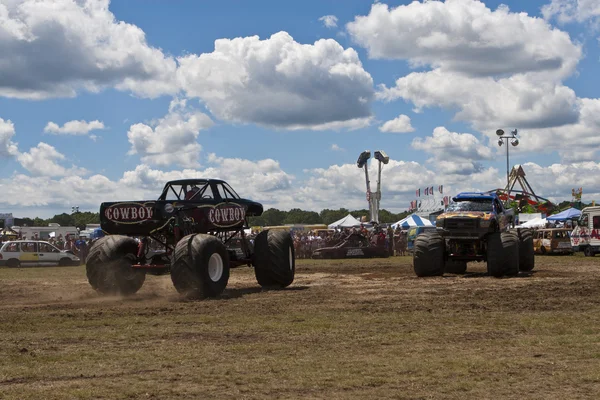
[[0, 240, 80, 268], [533, 228, 573, 255]]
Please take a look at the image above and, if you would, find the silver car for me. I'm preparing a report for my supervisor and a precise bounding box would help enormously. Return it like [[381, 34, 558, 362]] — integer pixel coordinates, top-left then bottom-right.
[[0, 240, 80, 268]]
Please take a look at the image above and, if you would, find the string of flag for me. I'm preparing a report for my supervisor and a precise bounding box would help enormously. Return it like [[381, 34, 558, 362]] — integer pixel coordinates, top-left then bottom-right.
[[410, 185, 453, 211], [415, 185, 444, 197]]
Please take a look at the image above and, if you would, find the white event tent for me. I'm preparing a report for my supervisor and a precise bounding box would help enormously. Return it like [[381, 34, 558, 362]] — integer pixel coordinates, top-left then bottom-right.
[[328, 214, 363, 229], [520, 217, 547, 228]]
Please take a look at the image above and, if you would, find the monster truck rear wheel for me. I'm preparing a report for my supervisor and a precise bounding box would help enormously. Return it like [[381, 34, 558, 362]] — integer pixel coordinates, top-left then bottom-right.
[[413, 232, 445, 277], [487, 233, 503, 277], [444, 260, 467, 274], [584, 246, 595, 257], [253, 230, 295, 288], [517, 229, 535, 272], [486, 232, 519, 277], [86, 235, 146, 296], [503, 232, 520, 276], [170, 234, 231, 299]]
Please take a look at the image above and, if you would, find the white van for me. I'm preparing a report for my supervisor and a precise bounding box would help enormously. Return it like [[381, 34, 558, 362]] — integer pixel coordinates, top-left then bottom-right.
[[570, 206, 600, 257], [0, 240, 80, 268]]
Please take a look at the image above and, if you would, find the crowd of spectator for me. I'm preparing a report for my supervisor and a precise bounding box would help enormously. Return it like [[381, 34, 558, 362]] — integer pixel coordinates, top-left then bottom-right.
[[288, 225, 408, 259]]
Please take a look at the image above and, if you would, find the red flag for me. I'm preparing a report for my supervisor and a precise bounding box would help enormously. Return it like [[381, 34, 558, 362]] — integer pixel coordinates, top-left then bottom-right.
[[416, 189, 420, 197], [430, 186, 434, 195]]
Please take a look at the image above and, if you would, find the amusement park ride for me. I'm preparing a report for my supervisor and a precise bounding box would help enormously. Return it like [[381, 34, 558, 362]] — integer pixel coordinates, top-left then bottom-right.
[[493, 165, 554, 214], [357, 150, 389, 223]]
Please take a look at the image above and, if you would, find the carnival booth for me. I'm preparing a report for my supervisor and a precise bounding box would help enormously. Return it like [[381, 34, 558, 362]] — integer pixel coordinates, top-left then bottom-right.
[[327, 214, 363, 229], [0, 228, 18, 240], [391, 214, 434, 230]]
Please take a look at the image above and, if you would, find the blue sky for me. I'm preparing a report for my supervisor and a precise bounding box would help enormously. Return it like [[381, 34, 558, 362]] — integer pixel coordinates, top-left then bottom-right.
[[0, 0, 599, 218]]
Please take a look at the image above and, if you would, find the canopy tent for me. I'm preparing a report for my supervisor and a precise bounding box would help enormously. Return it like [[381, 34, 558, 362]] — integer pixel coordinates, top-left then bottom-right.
[[91, 227, 106, 240], [328, 214, 363, 229], [547, 208, 581, 221], [520, 217, 547, 228], [518, 213, 543, 224], [392, 214, 434, 229]]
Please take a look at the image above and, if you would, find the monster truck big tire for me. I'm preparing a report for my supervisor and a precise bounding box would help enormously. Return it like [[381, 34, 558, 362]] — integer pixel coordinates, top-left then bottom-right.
[[445, 260, 467, 274], [584, 246, 595, 257], [170, 234, 231, 299], [502, 232, 520, 276], [517, 229, 535, 272], [86, 235, 146, 296], [486, 232, 519, 277], [487, 232, 504, 278], [253, 230, 295, 288], [413, 232, 445, 277]]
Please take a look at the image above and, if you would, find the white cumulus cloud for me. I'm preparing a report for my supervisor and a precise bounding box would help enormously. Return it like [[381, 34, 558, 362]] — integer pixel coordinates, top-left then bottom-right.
[[379, 114, 414, 133], [0, 117, 18, 157], [177, 31, 374, 129], [127, 99, 214, 168], [319, 15, 338, 28], [542, 0, 600, 24], [412, 127, 494, 175], [378, 70, 580, 131], [17, 142, 88, 177], [44, 120, 105, 135], [0, 0, 177, 100], [347, 0, 581, 79]]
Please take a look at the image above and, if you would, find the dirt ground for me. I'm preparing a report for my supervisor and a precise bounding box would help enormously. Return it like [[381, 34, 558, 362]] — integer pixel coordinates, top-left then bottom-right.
[[1, 255, 600, 399]]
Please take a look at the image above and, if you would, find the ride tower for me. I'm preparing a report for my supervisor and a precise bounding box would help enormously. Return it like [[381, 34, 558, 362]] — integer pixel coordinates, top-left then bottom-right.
[[357, 150, 389, 223]]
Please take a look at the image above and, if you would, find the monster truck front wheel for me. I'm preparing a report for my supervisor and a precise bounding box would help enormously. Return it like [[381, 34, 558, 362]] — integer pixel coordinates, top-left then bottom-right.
[[486, 232, 519, 277], [413, 232, 445, 277], [253, 230, 295, 288], [517, 229, 535, 272], [170, 234, 231, 299], [445, 260, 467, 274], [86, 235, 146, 296]]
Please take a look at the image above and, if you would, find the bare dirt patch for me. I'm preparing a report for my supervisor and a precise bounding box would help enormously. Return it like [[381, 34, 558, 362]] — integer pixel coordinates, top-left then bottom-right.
[[1, 255, 600, 399]]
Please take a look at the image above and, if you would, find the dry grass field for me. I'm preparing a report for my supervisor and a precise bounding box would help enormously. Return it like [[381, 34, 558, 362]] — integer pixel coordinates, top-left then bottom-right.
[[1, 255, 600, 399]]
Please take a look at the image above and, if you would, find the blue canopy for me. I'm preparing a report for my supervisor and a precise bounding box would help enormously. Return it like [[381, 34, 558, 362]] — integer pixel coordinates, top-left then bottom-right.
[[546, 207, 581, 221], [91, 227, 106, 240], [392, 214, 434, 229]]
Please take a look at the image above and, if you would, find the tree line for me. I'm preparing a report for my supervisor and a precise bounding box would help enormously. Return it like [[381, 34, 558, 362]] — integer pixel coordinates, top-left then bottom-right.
[[247, 208, 411, 227]]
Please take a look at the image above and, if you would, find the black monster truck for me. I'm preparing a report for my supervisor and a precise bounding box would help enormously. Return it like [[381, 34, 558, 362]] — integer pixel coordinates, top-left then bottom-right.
[[86, 179, 295, 298], [413, 192, 534, 277]]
